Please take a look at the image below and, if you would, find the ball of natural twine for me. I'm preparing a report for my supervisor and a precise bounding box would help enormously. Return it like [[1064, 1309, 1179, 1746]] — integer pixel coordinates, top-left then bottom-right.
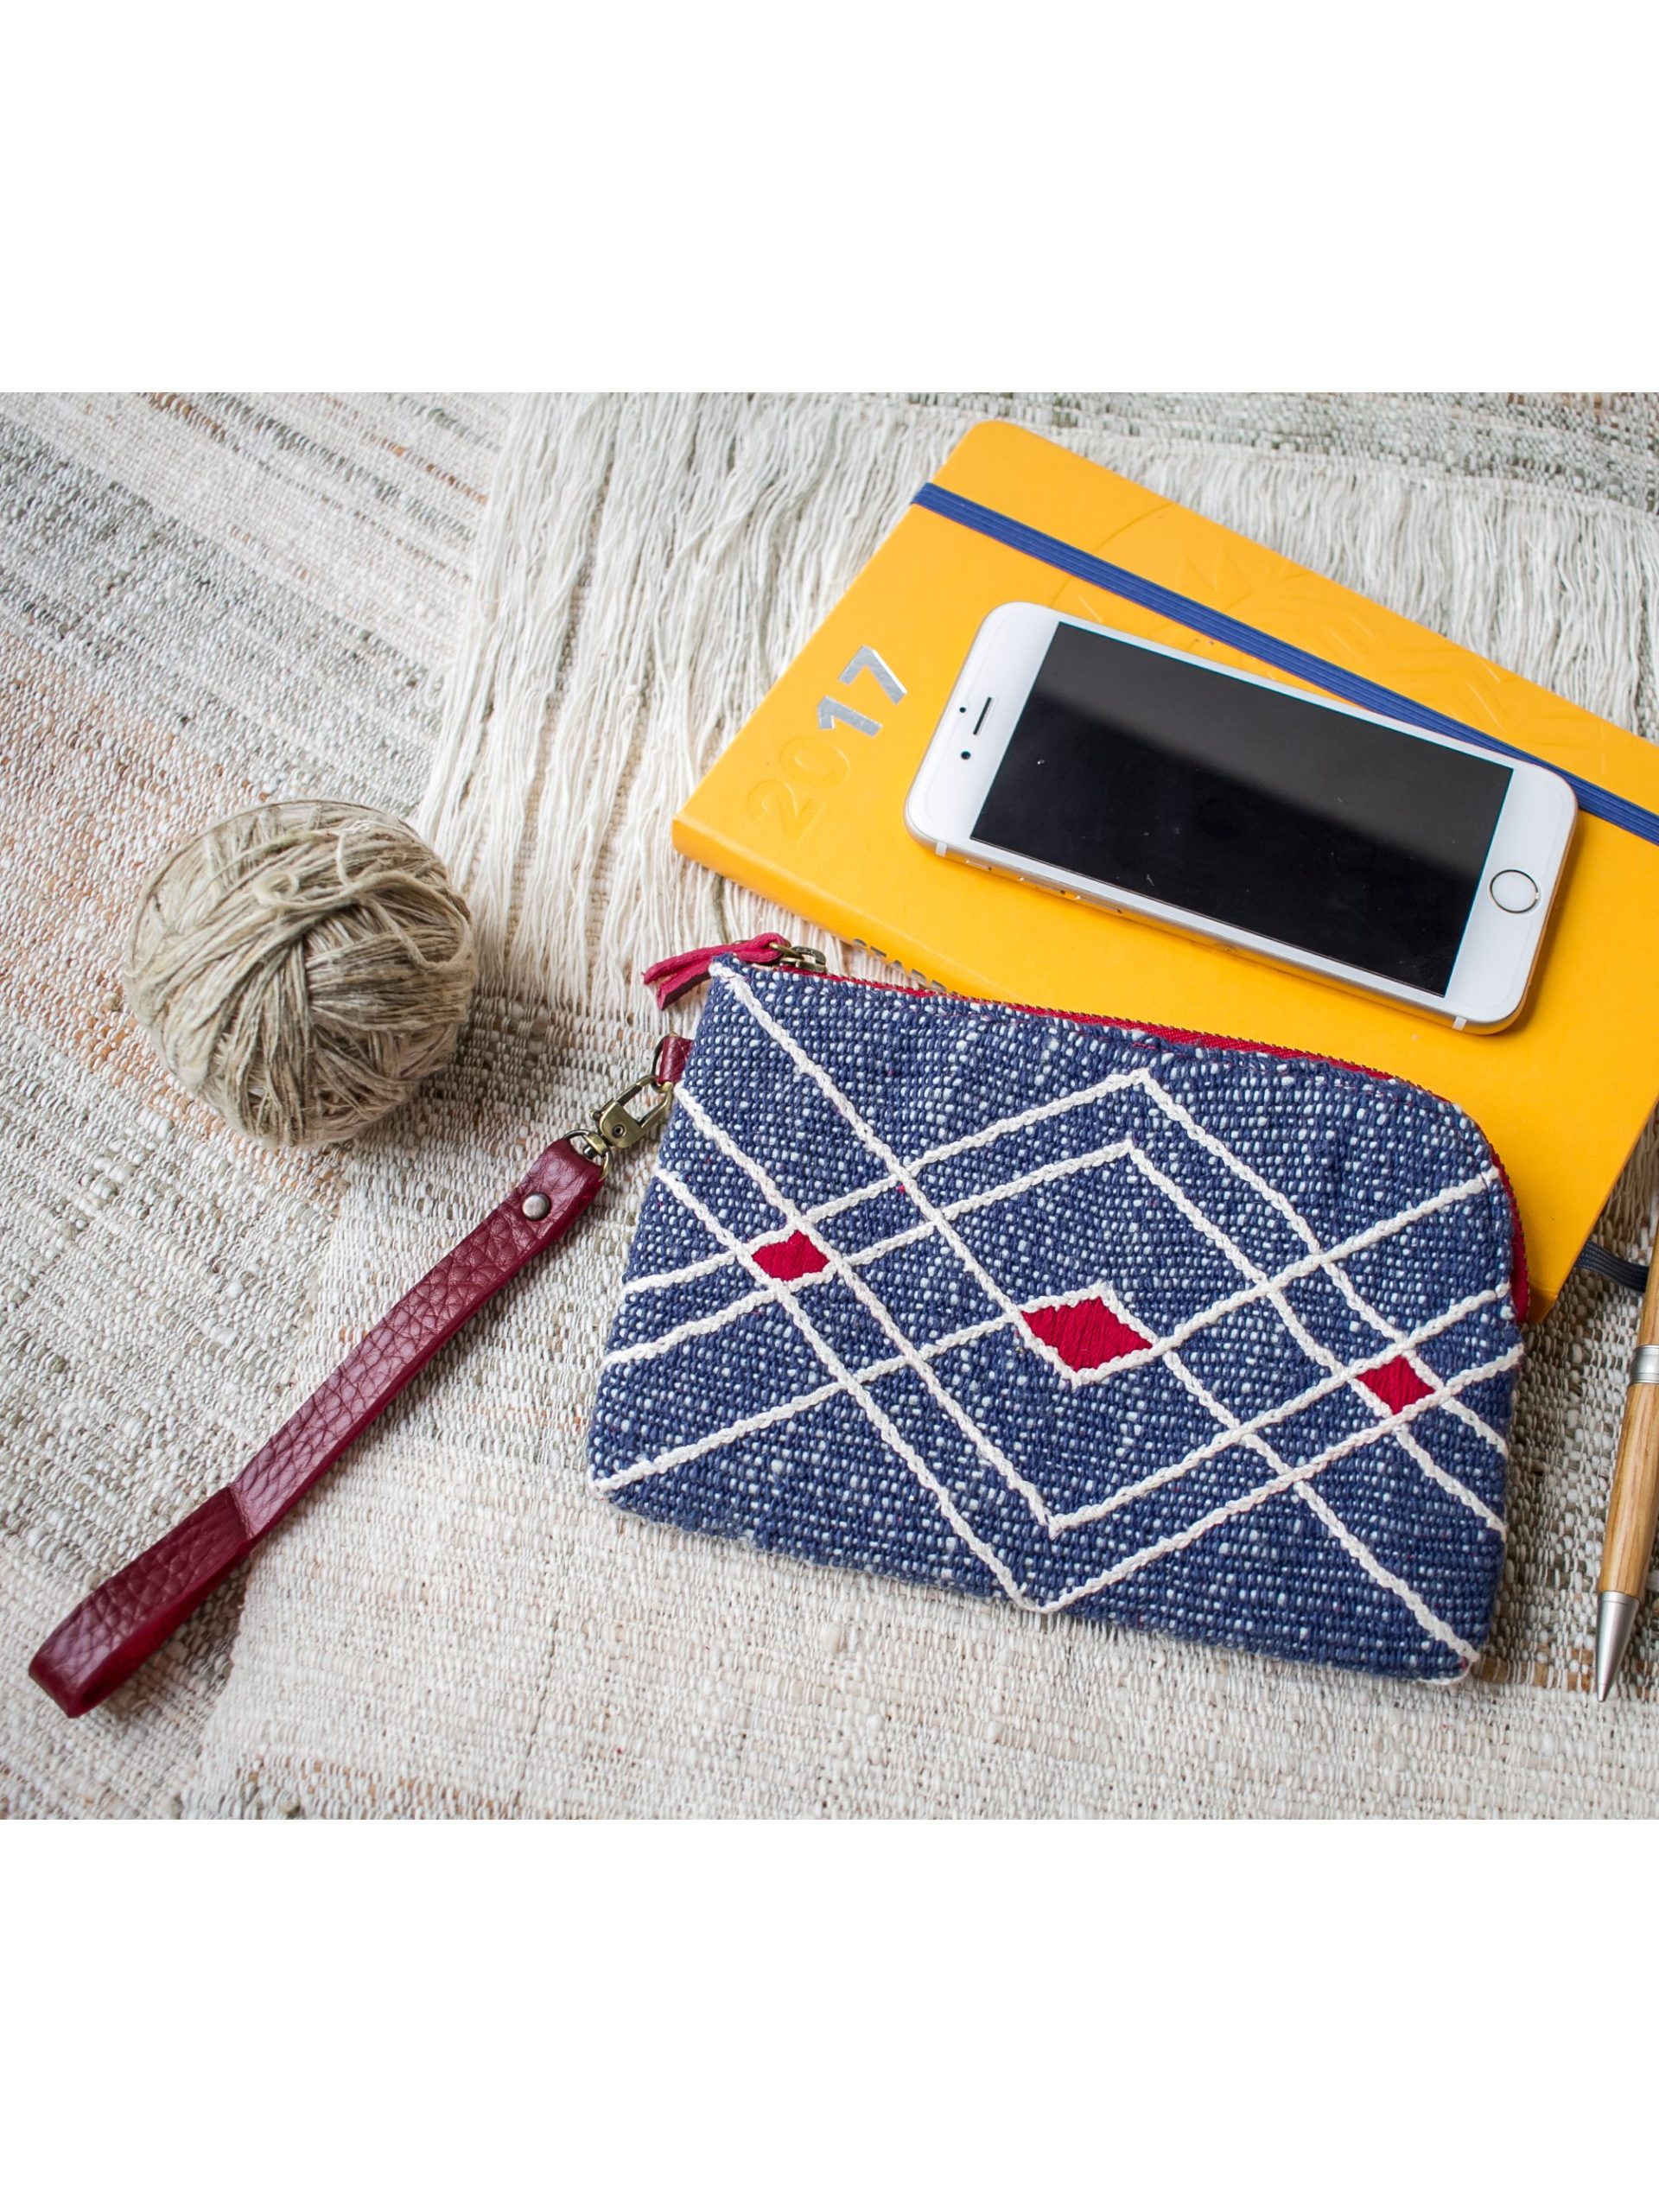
[[124, 800, 478, 1148]]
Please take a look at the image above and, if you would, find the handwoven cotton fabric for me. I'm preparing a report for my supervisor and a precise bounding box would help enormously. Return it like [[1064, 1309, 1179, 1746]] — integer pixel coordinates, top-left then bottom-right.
[[5, 391, 1659, 1815], [591, 961, 1522, 1677]]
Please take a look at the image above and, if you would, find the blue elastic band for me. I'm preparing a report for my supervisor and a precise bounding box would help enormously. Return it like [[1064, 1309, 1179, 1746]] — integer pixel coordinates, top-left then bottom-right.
[[912, 480, 1659, 847]]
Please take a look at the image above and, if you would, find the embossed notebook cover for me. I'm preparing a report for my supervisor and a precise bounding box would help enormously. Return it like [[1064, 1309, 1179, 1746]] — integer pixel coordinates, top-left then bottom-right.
[[672, 421, 1659, 1308]]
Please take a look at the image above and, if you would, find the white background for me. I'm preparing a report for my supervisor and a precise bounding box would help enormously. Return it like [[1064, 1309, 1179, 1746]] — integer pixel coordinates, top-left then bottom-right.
[[5, 3, 1650, 389]]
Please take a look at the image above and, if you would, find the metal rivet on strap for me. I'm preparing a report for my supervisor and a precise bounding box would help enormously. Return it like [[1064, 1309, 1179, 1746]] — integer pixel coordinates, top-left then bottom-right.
[[522, 1192, 551, 1221]]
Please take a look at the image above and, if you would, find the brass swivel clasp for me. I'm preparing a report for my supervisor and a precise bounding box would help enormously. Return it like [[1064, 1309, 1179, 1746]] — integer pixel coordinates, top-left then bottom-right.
[[564, 943, 824, 1173], [566, 1044, 679, 1173], [593, 1074, 675, 1155]]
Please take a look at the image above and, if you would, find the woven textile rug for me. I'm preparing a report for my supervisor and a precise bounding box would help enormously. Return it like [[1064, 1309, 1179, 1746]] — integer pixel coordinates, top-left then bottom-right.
[[4, 391, 1659, 1817]]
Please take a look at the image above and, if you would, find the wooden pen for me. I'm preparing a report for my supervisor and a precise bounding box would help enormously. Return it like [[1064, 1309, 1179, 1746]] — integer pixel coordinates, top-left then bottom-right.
[[1595, 1253, 1659, 1698]]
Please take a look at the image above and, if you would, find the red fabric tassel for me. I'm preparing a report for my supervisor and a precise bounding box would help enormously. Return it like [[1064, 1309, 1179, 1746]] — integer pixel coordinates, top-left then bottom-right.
[[641, 933, 793, 1008]]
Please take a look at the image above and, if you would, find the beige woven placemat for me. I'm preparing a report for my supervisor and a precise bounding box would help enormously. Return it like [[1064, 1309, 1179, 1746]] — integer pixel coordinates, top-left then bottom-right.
[[5, 391, 1658, 1815], [0, 393, 509, 1814]]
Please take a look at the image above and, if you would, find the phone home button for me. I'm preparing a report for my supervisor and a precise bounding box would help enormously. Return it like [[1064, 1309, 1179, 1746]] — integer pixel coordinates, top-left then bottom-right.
[[1488, 868, 1540, 913]]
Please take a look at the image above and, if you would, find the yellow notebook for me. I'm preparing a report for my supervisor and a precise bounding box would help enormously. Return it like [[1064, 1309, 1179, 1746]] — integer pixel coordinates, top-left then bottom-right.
[[674, 421, 1659, 1311]]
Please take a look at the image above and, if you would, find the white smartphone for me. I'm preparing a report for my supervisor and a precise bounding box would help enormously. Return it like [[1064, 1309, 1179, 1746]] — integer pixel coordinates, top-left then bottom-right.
[[905, 603, 1577, 1030]]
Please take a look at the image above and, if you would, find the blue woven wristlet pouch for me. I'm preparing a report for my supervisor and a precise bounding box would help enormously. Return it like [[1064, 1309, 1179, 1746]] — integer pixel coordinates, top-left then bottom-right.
[[588, 956, 1525, 1679]]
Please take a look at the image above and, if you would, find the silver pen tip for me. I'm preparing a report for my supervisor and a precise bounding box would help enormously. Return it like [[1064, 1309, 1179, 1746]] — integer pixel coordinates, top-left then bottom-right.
[[1594, 1592, 1640, 1702]]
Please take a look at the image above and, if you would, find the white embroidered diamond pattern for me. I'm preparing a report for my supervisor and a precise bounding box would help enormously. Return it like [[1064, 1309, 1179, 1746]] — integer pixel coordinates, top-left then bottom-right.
[[598, 971, 1519, 1665]]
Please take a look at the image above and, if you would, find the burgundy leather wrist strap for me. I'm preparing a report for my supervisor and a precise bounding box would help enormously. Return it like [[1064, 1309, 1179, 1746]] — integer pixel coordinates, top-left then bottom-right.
[[29, 1137, 605, 1718]]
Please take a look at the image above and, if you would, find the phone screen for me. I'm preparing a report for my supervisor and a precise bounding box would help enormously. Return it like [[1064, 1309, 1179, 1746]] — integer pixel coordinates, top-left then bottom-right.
[[972, 624, 1512, 995]]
